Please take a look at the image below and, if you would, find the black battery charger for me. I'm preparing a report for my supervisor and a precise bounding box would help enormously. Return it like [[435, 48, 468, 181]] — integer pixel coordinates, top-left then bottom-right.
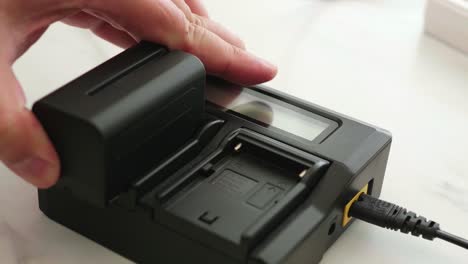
[[33, 42, 392, 264]]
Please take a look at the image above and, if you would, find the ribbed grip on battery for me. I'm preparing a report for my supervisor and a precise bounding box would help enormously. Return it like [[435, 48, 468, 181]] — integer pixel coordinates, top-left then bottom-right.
[[349, 194, 440, 240]]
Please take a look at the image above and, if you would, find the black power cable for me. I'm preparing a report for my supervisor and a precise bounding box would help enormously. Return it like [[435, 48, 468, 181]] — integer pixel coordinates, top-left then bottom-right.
[[436, 230, 468, 250], [349, 193, 468, 250]]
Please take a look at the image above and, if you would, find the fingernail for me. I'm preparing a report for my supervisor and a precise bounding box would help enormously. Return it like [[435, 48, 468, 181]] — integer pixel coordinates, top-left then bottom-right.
[[9, 157, 56, 188], [258, 57, 278, 79], [257, 56, 277, 71]]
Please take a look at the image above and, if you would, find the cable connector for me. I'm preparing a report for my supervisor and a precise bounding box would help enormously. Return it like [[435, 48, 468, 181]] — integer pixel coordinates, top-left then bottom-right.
[[349, 193, 468, 250]]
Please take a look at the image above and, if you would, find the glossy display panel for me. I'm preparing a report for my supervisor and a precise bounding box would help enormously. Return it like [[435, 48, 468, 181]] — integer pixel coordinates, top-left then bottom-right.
[[206, 82, 332, 141]]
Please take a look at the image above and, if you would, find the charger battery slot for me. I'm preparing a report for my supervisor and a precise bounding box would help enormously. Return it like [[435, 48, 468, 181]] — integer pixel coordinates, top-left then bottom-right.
[[149, 129, 329, 259], [114, 118, 225, 209]]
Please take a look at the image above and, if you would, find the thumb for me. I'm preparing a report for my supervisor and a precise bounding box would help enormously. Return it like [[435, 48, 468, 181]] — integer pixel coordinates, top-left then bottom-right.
[[0, 63, 59, 188]]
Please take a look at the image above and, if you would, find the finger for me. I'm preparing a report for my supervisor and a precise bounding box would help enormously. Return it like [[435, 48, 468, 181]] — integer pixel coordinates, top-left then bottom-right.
[[86, 0, 188, 47], [184, 0, 209, 17], [0, 63, 59, 188], [91, 21, 138, 48], [171, 0, 244, 49], [190, 14, 245, 50], [87, 0, 276, 85], [62, 11, 102, 29], [62, 12, 137, 48], [182, 24, 277, 85]]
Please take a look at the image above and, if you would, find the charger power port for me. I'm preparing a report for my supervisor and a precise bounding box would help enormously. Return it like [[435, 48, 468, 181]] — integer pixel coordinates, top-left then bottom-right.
[[342, 184, 369, 227]]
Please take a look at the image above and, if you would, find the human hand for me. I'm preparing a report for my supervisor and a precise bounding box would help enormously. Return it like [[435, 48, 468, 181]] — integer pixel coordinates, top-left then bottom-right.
[[0, 0, 277, 188]]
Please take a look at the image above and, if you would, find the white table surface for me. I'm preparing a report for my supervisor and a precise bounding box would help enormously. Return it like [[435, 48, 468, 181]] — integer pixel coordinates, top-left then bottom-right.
[[1, 0, 468, 263]]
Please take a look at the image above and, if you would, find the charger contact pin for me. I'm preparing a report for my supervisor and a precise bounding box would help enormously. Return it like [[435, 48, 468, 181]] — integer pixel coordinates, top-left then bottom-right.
[[299, 169, 307, 178], [234, 143, 243, 152]]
